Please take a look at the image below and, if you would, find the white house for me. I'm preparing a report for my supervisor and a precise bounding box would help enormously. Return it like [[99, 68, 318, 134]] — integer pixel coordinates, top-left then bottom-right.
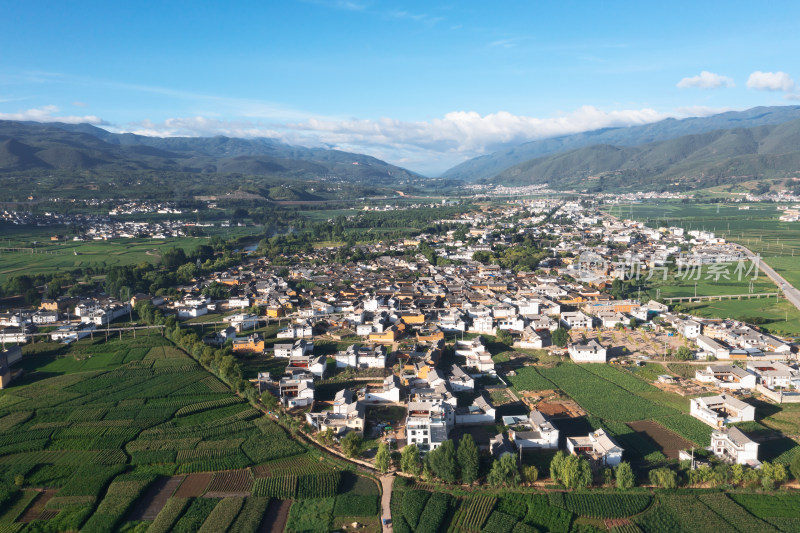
[[447, 364, 475, 392], [673, 319, 703, 339], [227, 296, 251, 309], [711, 427, 760, 466], [177, 305, 208, 319], [279, 373, 315, 408], [497, 317, 526, 331], [455, 391, 496, 426], [747, 361, 797, 389], [695, 364, 757, 390], [406, 400, 453, 453], [334, 344, 386, 369], [50, 322, 95, 342], [561, 311, 593, 329], [274, 339, 314, 358], [568, 340, 607, 363], [225, 313, 259, 331], [596, 311, 627, 329], [690, 394, 756, 428], [305, 389, 365, 436], [455, 337, 495, 373], [517, 326, 545, 349], [567, 428, 624, 467], [696, 335, 730, 360], [505, 410, 559, 450], [363, 375, 402, 403], [32, 311, 59, 324]]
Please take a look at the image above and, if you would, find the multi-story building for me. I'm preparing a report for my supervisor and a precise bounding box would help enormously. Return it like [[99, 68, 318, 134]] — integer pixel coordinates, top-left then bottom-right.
[[711, 427, 759, 466], [405, 400, 453, 453]]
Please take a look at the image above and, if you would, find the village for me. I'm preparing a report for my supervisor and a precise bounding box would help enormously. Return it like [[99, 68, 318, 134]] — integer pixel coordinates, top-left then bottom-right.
[[2, 198, 799, 478]]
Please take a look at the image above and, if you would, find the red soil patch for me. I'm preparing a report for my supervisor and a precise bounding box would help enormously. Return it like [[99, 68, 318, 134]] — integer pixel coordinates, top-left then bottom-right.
[[259, 499, 293, 533], [19, 489, 58, 523], [174, 472, 213, 498], [627, 420, 694, 459], [127, 475, 185, 521], [537, 401, 572, 417]]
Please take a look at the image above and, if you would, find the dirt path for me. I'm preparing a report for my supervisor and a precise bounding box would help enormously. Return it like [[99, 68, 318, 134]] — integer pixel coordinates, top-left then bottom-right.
[[381, 475, 393, 533]]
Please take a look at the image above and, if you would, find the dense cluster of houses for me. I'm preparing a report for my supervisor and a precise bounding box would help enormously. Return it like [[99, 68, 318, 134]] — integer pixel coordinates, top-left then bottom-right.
[[2, 198, 798, 472]]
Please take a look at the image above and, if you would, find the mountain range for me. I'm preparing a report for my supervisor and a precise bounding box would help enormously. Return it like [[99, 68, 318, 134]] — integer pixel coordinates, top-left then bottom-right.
[[489, 117, 800, 191], [4, 105, 800, 195], [0, 121, 420, 184], [441, 105, 800, 184]]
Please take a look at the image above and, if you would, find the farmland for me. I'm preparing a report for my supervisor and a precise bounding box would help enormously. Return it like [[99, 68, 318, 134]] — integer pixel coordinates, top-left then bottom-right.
[[400, 485, 800, 533], [0, 329, 380, 532], [603, 200, 800, 334]]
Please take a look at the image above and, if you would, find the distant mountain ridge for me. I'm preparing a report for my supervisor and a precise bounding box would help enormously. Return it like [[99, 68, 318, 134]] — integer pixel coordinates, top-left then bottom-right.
[[491, 118, 800, 190], [0, 121, 421, 183], [442, 106, 800, 182]]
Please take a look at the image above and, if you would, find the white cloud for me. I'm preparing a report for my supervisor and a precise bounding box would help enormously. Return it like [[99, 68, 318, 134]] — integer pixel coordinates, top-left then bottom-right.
[[0, 105, 107, 125], [677, 71, 734, 89], [71, 101, 88, 107], [747, 71, 796, 92], [784, 93, 800, 101], [122, 105, 669, 174]]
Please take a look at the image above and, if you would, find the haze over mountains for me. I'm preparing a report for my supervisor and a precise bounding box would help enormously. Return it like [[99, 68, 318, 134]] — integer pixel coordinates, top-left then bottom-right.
[[0, 121, 420, 185]]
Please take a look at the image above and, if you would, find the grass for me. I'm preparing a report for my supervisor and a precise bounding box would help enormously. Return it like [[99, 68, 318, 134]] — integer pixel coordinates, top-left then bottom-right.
[[285, 497, 335, 532], [0, 235, 213, 284], [644, 263, 777, 299]]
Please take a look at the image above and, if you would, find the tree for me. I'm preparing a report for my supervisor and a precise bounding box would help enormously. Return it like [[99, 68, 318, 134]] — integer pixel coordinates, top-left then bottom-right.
[[457, 435, 479, 485], [317, 428, 335, 446], [375, 442, 390, 473], [550, 450, 567, 481], [675, 346, 693, 361], [629, 317, 637, 329], [560, 455, 592, 489], [760, 461, 787, 490], [731, 464, 745, 486], [427, 440, 458, 483], [401, 444, 422, 476], [161, 247, 187, 269], [487, 453, 520, 487], [261, 391, 279, 411], [602, 468, 614, 486], [523, 465, 539, 484], [495, 328, 513, 346], [552, 328, 570, 348], [341, 431, 362, 458], [649, 467, 678, 489], [615, 462, 635, 490]]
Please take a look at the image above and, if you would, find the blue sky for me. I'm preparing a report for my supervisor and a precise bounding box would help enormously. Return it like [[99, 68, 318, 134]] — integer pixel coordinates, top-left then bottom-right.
[[2, 1, 800, 174]]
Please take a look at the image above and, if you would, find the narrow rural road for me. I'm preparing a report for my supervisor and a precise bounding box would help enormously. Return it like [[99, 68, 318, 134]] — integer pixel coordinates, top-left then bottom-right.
[[381, 475, 394, 533], [735, 245, 800, 312]]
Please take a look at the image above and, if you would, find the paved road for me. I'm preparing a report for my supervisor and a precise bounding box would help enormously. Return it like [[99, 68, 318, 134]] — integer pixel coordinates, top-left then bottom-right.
[[381, 475, 394, 533], [735, 245, 800, 312]]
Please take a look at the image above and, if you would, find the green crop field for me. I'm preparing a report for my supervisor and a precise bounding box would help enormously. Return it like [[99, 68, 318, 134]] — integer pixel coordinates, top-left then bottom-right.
[[0, 223, 263, 284], [394, 485, 799, 533], [603, 200, 800, 334], [0, 330, 378, 532]]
